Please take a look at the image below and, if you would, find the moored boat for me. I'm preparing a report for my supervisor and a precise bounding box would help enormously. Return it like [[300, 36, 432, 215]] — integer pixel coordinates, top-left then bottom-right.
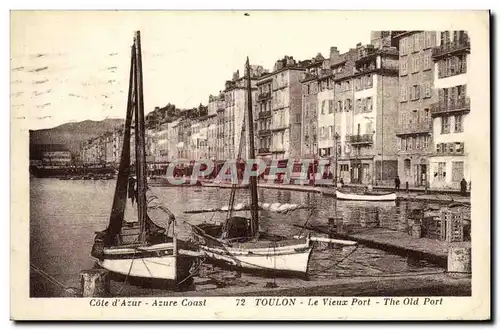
[[335, 190, 397, 202], [90, 31, 198, 284]]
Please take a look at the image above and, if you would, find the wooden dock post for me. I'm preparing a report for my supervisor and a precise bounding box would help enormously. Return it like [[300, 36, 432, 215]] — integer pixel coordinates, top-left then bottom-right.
[[447, 247, 471, 275], [80, 269, 111, 297]]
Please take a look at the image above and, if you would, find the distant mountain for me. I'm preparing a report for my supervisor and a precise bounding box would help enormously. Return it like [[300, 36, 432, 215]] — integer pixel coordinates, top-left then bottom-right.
[[29, 118, 125, 156]]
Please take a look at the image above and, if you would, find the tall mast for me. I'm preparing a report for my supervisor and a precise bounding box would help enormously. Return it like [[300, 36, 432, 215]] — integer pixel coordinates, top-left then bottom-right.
[[134, 31, 148, 243], [245, 57, 259, 236]]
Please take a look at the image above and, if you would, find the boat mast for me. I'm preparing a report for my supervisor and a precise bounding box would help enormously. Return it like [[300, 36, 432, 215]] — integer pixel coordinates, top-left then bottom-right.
[[245, 57, 259, 236], [133, 31, 148, 244]]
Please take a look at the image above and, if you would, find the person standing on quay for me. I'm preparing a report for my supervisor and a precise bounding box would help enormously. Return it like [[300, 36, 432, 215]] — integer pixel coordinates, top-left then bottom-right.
[[394, 175, 401, 191], [128, 176, 137, 205], [460, 178, 468, 196]]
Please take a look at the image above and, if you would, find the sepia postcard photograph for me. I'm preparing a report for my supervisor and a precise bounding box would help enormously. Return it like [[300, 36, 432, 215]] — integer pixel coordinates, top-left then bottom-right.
[[10, 9, 490, 321]]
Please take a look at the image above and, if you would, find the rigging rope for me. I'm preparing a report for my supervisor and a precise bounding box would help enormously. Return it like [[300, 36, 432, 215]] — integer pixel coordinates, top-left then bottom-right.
[[30, 263, 81, 296]]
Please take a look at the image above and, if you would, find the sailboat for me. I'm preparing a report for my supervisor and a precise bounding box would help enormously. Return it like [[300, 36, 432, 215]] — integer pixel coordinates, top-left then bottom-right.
[[185, 58, 316, 278], [90, 31, 196, 283]]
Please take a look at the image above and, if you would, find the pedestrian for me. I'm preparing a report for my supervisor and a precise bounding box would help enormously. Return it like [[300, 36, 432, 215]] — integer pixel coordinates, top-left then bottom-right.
[[128, 176, 136, 205], [394, 175, 400, 191], [460, 178, 467, 196]]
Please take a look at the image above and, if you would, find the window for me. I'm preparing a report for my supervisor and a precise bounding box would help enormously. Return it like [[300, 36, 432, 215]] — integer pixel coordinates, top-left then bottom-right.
[[441, 116, 450, 134], [408, 35, 414, 53], [400, 86, 407, 102], [366, 97, 373, 112], [346, 81, 351, 91], [328, 100, 333, 113], [424, 82, 432, 98], [401, 138, 407, 151], [437, 162, 446, 181], [423, 52, 432, 71], [423, 136, 429, 149], [424, 31, 433, 49], [411, 55, 420, 73], [455, 115, 463, 132], [337, 100, 343, 112], [410, 84, 420, 101], [452, 161, 464, 182], [345, 99, 352, 112], [321, 100, 326, 115], [320, 127, 325, 139], [400, 58, 408, 76], [366, 75, 373, 88], [414, 33, 421, 52]]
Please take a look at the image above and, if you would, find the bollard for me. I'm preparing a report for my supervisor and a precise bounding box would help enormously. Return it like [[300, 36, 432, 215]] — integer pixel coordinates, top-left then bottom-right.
[[81, 268, 111, 297], [411, 224, 422, 239], [447, 247, 471, 275]]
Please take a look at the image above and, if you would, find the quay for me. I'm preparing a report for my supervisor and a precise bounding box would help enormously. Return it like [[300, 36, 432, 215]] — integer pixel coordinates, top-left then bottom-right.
[[252, 182, 471, 205], [298, 224, 470, 268], [109, 271, 470, 297]]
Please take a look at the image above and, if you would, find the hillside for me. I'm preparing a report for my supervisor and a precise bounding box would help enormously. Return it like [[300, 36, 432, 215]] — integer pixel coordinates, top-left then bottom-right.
[[29, 118, 125, 155]]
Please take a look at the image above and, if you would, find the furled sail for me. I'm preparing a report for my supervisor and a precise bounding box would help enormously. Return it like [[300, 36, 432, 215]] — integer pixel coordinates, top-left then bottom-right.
[[184, 202, 311, 214], [99, 45, 136, 246]]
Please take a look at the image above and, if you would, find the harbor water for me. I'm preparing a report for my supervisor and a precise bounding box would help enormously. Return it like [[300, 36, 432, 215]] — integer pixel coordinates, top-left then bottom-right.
[[30, 178, 445, 297]]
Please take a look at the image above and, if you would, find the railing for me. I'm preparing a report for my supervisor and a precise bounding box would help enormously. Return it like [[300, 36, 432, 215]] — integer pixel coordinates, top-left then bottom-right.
[[430, 97, 470, 117], [346, 134, 374, 144], [258, 129, 272, 136], [396, 121, 432, 136], [258, 92, 271, 101], [432, 39, 470, 58], [258, 147, 270, 154], [258, 111, 272, 119], [271, 125, 288, 132]]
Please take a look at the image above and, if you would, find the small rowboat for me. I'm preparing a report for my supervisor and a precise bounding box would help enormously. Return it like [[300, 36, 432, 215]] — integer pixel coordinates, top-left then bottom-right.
[[336, 190, 397, 202]]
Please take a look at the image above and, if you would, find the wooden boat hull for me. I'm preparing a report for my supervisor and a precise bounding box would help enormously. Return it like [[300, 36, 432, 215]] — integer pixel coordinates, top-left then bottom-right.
[[191, 225, 313, 276], [336, 190, 397, 202], [96, 242, 192, 281], [199, 243, 313, 276]]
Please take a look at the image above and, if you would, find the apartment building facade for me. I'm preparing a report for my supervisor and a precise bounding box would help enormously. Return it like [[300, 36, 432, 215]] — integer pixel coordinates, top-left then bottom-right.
[[300, 54, 324, 158], [429, 30, 470, 190], [394, 31, 437, 188], [255, 56, 305, 160], [333, 43, 399, 185]]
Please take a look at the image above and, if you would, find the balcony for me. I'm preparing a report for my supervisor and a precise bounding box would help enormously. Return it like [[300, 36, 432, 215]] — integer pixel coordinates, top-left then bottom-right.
[[258, 129, 272, 137], [258, 110, 272, 119], [395, 121, 432, 136], [271, 125, 288, 132], [434, 142, 465, 156], [432, 39, 470, 59], [430, 98, 470, 117], [258, 92, 271, 101], [258, 147, 271, 154], [346, 134, 374, 145]]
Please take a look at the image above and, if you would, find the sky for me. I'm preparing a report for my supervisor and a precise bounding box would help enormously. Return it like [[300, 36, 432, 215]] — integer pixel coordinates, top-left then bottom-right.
[[10, 11, 375, 130]]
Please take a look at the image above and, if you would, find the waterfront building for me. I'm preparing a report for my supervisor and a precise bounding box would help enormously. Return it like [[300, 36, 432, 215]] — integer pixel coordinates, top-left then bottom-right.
[[300, 53, 324, 158], [255, 56, 305, 160], [42, 150, 72, 166], [330, 41, 400, 185], [429, 30, 470, 190], [394, 31, 438, 188]]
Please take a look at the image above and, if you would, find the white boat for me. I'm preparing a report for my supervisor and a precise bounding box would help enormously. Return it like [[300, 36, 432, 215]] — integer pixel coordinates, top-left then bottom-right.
[[200, 180, 249, 189], [90, 31, 197, 284], [335, 190, 397, 202]]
